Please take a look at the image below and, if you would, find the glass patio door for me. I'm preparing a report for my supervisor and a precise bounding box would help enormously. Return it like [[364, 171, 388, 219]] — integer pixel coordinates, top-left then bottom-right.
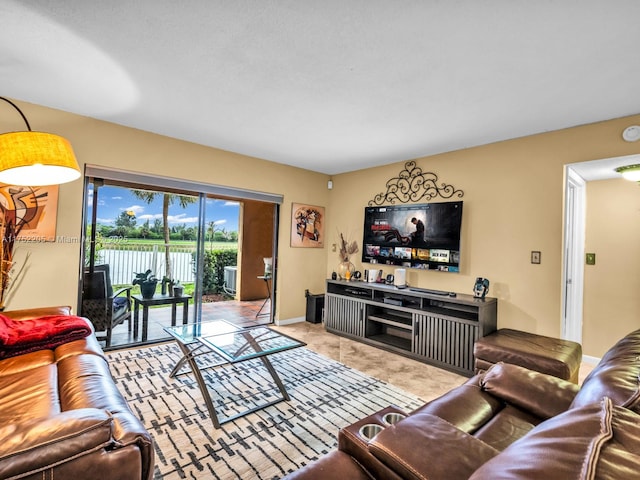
[[80, 166, 282, 350], [83, 179, 203, 348]]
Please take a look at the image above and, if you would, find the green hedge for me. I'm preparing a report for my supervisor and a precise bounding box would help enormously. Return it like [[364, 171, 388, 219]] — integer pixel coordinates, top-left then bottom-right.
[[195, 249, 238, 294]]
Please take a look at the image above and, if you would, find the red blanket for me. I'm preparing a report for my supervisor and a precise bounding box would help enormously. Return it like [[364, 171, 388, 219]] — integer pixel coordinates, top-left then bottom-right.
[[0, 314, 92, 359]]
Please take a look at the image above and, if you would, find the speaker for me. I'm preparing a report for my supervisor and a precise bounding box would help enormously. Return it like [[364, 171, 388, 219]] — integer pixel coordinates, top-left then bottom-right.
[[367, 269, 378, 283], [394, 268, 407, 288]]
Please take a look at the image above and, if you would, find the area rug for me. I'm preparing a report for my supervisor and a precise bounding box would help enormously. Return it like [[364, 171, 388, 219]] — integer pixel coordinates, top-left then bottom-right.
[[107, 342, 424, 479]]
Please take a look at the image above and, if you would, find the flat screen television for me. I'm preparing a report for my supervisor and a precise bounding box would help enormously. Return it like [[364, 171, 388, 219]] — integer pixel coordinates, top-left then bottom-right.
[[362, 201, 463, 272]]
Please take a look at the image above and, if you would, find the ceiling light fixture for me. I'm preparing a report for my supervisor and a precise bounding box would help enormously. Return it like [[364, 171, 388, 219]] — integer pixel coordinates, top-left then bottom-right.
[[615, 164, 640, 182], [622, 126, 640, 142], [0, 96, 80, 186]]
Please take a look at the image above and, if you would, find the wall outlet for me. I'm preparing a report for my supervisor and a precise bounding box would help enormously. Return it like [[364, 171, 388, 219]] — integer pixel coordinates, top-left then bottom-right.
[[531, 251, 541, 264], [586, 253, 596, 265]]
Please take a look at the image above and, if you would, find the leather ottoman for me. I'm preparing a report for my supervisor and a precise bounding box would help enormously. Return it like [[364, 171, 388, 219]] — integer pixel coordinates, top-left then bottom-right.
[[474, 328, 582, 383]]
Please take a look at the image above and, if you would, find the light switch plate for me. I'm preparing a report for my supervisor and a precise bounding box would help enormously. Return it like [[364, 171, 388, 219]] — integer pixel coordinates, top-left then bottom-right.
[[531, 251, 541, 264], [586, 253, 596, 265]]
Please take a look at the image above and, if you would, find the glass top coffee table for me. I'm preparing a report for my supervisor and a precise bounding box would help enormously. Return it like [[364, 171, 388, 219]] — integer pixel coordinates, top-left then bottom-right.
[[164, 319, 305, 428]]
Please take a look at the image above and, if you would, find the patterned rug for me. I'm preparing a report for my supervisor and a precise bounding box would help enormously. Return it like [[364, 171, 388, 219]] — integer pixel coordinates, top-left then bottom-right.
[[107, 342, 424, 479]]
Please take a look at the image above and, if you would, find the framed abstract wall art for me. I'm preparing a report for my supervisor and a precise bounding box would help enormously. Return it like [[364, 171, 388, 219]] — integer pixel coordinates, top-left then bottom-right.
[[291, 202, 325, 248], [0, 184, 59, 242]]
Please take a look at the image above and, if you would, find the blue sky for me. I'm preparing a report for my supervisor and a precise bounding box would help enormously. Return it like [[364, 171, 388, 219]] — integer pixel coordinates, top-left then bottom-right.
[[88, 185, 240, 232]]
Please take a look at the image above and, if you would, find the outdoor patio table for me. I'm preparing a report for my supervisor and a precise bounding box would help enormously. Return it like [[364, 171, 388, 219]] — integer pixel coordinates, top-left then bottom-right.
[[132, 293, 191, 342]]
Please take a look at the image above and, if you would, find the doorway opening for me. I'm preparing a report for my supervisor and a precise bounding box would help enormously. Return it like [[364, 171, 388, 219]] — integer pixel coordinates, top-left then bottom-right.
[[562, 154, 640, 349], [79, 168, 281, 350]]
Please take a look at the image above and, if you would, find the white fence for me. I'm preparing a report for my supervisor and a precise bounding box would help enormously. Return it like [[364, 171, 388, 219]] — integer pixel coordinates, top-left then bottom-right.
[[96, 242, 235, 285]]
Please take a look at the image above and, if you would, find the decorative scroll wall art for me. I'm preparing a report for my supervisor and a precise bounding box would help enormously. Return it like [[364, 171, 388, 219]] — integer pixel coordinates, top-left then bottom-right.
[[368, 161, 464, 206]]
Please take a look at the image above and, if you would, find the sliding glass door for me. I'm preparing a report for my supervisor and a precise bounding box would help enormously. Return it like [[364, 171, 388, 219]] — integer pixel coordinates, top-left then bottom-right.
[[80, 169, 280, 350]]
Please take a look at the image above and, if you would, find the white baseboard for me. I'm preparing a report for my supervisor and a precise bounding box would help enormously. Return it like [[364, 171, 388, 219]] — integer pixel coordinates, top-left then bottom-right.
[[582, 354, 600, 366], [275, 316, 306, 326]]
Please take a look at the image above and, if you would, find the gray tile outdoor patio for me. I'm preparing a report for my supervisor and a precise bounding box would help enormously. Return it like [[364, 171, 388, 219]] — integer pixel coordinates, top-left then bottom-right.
[[108, 298, 270, 348]]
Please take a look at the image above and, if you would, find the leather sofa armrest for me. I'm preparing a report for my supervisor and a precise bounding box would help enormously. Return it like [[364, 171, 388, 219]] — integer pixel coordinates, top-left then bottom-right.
[[368, 412, 499, 480], [480, 362, 580, 419], [0, 408, 113, 479], [2, 306, 72, 320]]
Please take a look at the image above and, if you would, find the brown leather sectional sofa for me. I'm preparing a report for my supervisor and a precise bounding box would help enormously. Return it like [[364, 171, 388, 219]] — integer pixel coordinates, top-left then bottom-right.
[[286, 328, 640, 479], [0, 306, 153, 480]]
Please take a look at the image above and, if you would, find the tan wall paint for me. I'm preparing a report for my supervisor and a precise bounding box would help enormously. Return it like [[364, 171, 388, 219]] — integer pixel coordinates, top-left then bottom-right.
[[3, 100, 639, 351], [2, 101, 330, 321], [583, 178, 640, 357], [329, 115, 640, 350]]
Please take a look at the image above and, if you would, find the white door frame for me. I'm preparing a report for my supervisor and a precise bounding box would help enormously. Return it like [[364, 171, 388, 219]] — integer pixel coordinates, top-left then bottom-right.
[[562, 167, 586, 343]]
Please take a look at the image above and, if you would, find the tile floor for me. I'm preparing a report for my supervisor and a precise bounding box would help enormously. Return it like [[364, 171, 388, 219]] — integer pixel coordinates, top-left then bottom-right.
[[272, 322, 596, 400], [272, 321, 468, 401], [107, 298, 271, 349], [107, 301, 595, 401]]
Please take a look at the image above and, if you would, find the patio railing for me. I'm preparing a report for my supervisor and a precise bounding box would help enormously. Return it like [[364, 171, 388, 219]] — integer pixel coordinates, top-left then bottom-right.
[[97, 242, 235, 285]]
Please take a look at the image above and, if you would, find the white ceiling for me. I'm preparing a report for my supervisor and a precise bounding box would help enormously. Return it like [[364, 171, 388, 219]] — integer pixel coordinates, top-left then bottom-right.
[[567, 153, 640, 182], [1, 1, 640, 176]]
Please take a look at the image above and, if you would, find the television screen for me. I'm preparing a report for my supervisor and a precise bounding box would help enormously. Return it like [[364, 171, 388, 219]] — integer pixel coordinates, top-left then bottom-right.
[[362, 201, 463, 272]]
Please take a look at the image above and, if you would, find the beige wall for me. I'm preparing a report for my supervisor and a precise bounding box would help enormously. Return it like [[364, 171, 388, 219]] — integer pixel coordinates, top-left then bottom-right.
[[329, 115, 640, 355], [583, 178, 640, 357], [2, 100, 330, 321], [3, 100, 640, 356]]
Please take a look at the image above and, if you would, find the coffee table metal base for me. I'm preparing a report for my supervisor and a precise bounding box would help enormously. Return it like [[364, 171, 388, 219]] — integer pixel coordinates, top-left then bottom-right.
[[169, 327, 299, 429]]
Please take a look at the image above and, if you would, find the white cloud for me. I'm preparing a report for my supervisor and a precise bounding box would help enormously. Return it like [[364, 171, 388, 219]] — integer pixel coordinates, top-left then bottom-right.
[[135, 213, 198, 225], [97, 217, 114, 224], [168, 213, 199, 225], [138, 213, 163, 221]]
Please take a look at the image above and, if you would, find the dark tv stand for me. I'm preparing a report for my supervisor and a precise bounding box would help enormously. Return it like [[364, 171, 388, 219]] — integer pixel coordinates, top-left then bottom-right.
[[324, 280, 497, 376]]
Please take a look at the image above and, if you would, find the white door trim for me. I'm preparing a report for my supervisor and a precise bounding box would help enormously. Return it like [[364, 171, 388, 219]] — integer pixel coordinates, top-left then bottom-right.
[[562, 167, 586, 343]]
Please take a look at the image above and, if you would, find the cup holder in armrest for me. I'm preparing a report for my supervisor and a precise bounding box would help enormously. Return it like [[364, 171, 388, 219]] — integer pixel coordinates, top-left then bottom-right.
[[359, 423, 384, 440], [382, 412, 406, 426]]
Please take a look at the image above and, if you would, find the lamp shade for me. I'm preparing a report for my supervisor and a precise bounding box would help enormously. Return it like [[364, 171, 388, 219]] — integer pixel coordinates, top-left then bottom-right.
[[0, 131, 80, 186], [615, 164, 640, 182]]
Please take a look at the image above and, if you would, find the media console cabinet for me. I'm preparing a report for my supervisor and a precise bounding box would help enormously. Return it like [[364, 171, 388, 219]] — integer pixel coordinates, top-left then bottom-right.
[[324, 280, 497, 376]]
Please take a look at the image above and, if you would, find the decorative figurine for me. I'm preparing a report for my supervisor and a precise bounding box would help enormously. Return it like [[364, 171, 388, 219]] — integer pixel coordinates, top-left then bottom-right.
[[473, 277, 490, 299]]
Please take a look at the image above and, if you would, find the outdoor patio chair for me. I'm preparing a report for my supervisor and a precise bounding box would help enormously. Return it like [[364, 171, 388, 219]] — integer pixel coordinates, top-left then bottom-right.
[[82, 264, 132, 347]]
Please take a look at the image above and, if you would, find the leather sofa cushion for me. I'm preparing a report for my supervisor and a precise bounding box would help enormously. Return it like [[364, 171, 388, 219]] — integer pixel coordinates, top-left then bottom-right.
[[0, 408, 113, 480], [0, 364, 60, 423], [2, 305, 73, 320], [0, 349, 54, 376], [571, 328, 640, 413], [55, 333, 105, 362], [411, 378, 503, 434], [469, 397, 640, 480], [57, 352, 150, 447], [368, 412, 499, 480], [481, 362, 579, 419], [473, 404, 540, 451]]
